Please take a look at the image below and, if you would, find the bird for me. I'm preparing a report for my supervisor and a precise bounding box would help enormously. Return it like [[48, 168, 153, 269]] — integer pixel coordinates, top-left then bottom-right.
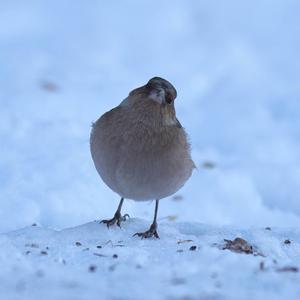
[[90, 77, 195, 238]]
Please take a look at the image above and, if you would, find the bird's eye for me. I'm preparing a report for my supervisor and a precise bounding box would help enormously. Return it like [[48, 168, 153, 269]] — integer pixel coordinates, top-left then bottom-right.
[[166, 93, 173, 104]]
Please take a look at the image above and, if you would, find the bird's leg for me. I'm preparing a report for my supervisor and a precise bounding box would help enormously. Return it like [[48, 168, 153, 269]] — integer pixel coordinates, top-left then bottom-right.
[[133, 200, 160, 239], [100, 198, 130, 228]]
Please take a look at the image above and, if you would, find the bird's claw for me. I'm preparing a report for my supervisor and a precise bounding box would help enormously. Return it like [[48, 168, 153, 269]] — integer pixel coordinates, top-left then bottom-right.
[[133, 223, 159, 239], [122, 214, 130, 221], [100, 212, 130, 228]]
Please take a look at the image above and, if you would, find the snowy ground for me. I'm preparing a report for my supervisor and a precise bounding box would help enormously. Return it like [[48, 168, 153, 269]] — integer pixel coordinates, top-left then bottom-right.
[[2, 221, 300, 300], [1, 0, 300, 299]]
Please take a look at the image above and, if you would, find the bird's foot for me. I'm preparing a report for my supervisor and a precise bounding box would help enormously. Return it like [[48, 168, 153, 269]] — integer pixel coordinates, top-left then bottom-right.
[[133, 223, 159, 239], [100, 212, 130, 228]]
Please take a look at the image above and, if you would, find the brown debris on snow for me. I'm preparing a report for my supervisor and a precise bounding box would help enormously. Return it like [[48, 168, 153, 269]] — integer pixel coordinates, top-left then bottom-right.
[[189, 246, 197, 251], [277, 266, 298, 273], [223, 238, 253, 254], [40, 81, 60, 93], [177, 239, 193, 244], [222, 237, 264, 256], [25, 243, 39, 248], [89, 265, 97, 272]]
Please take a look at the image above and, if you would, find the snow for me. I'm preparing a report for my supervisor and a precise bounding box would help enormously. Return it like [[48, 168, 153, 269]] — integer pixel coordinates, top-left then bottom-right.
[[2, 221, 300, 300], [1, 0, 300, 299]]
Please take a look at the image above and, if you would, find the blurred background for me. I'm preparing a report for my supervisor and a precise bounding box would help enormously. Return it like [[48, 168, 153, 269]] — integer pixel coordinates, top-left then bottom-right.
[[1, 0, 300, 233]]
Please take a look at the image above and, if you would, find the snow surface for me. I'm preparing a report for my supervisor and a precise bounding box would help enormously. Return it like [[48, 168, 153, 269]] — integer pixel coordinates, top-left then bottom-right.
[[1, 0, 300, 299], [2, 221, 300, 300]]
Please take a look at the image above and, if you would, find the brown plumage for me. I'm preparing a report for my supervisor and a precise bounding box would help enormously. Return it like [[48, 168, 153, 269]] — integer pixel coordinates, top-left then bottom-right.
[[90, 77, 195, 238]]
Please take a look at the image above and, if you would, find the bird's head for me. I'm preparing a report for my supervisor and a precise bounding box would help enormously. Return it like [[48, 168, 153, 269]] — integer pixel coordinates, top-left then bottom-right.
[[120, 77, 179, 127], [128, 77, 177, 106], [145, 77, 177, 105]]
